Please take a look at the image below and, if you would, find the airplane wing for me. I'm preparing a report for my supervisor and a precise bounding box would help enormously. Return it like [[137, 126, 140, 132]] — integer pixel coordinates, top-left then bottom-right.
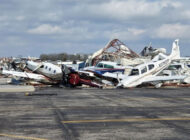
[[143, 75, 186, 83], [32, 64, 43, 72], [103, 72, 127, 80], [78, 70, 95, 77], [1, 70, 46, 80]]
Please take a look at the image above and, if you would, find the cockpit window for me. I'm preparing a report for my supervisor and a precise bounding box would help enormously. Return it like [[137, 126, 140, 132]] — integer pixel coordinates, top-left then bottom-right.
[[168, 65, 182, 70], [130, 69, 139, 76], [97, 63, 103, 68], [148, 64, 154, 70], [104, 64, 114, 69], [40, 65, 44, 68]]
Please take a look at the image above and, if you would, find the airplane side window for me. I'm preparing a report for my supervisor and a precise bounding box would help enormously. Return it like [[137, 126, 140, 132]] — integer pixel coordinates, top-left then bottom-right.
[[168, 65, 181, 70], [53, 70, 56, 73], [97, 63, 103, 68], [49, 68, 51, 71], [148, 64, 154, 70], [176, 65, 182, 69], [168, 65, 176, 70], [141, 67, 147, 74], [45, 66, 48, 69], [130, 69, 139, 76], [104, 64, 114, 69]]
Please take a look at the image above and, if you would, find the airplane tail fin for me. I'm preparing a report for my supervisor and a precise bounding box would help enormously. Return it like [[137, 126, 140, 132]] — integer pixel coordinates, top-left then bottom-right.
[[170, 39, 180, 59]]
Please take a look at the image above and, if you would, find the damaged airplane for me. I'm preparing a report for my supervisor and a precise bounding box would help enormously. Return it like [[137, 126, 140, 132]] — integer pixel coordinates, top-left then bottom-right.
[[104, 39, 186, 88]]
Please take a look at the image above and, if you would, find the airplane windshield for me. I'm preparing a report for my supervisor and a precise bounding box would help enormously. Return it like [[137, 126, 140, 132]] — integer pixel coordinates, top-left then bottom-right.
[[104, 64, 114, 69], [96, 63, 104, 68], [130, 69, 139, 76]]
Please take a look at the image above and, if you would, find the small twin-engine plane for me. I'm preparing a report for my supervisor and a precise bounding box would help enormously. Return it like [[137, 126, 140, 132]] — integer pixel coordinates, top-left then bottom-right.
[[0, 60, 102, 87]]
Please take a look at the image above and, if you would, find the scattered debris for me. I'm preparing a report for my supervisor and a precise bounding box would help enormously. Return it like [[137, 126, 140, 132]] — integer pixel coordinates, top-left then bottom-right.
[[1, 39, 190, 89], [85, 39, 148, 67]]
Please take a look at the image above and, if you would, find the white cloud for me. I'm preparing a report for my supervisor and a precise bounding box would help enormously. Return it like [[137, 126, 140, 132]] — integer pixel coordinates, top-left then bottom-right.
[[28, 24, 98, 40], [15, 16, 25, 21], [28, 24, 62, 34], [128, 28, 145, 36], [106, 28, 146, 40], [72, 0, 182, 21], [0, 15, 8, 21], [1, 0, 190, 57], [182, 10, 190, 19], [153, 23, 190, 39]]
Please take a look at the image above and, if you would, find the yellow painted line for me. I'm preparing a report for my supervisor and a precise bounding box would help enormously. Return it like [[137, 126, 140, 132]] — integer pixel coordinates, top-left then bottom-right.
[[62, 117, 190, 124], [0, 133, 48, 140]]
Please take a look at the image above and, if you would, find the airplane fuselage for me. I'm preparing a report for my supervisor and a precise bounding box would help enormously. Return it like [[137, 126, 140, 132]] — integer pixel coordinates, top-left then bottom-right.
[[119, 57, 171, 88], [26, 61, 63, 80], [84, 61, 126, 75]]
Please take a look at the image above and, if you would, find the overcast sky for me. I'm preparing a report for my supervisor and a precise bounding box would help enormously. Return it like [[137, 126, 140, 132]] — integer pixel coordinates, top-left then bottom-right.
[[0, 0, 190, 57]]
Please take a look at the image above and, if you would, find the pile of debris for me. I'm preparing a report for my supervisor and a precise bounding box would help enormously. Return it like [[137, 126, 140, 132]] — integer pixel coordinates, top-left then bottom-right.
[[1, 39, 190, 89]]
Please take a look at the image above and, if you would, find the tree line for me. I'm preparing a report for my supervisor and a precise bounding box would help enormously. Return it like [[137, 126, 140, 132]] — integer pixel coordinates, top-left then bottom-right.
[[40, 53, 89, 61]]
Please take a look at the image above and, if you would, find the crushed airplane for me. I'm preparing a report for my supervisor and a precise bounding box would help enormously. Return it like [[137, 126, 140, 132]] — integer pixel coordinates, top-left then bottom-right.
[[140, 43, 166, 58], [0, 60, 102, 87], [104, 39, 186, 88], [161, 58, 190, 84]]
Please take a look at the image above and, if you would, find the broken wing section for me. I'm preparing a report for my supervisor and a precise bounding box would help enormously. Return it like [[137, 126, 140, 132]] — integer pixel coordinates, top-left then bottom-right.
[[143, 75, 186, 83], [1, 70, 46, 80]]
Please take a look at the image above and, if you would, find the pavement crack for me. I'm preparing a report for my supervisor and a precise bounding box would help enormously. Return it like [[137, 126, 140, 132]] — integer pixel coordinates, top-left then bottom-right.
[[48, 98, 77, 140]]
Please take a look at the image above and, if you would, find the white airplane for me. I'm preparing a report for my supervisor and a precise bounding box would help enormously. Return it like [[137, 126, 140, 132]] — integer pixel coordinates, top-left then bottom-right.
[[104, 39, 186, 88], [25, 61, 63, 81], [0, 60, 102, 87], [0, 61, 64, 84], [83, 61, 130, 75]]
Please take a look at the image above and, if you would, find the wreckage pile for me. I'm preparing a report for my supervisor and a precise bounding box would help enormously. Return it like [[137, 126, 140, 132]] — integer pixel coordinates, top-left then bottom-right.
[[1, 39, 190, 89]]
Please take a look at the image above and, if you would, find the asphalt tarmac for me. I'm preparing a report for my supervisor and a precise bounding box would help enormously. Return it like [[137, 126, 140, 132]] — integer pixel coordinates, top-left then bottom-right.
[[0, 87, 190, 140]]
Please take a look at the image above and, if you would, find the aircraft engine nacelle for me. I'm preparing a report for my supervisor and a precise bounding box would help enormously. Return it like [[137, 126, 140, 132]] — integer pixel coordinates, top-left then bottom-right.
[[68, 73, 80, 86]]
